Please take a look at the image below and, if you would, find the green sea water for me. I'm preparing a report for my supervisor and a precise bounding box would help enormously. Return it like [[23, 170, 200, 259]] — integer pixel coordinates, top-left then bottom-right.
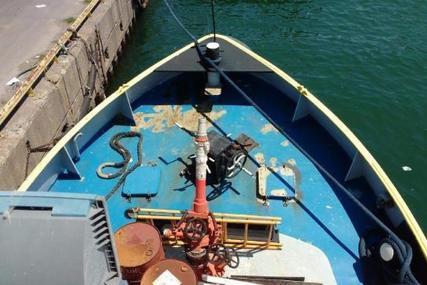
[[109, 1, 427, 232]]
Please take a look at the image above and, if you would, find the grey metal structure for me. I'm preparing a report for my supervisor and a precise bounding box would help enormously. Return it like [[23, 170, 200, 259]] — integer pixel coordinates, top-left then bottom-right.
[[0, 192, 125, 285]]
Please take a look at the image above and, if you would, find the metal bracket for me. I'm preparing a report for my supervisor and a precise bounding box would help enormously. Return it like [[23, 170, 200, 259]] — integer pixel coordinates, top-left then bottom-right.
[[345, 152, 364, 181], [72, 132, 83, 161], [60, 147, 81, 179], [292, 95, 310, 122], [118, 92, 136, 125]]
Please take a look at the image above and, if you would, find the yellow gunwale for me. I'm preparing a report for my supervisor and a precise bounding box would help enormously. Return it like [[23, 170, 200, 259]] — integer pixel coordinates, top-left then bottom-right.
[[18, 34, 427, 260]]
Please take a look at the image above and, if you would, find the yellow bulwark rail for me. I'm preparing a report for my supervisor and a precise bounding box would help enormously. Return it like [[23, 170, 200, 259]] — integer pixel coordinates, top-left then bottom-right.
[[128, 208, 282, 250], [0, 0, 101, 129]]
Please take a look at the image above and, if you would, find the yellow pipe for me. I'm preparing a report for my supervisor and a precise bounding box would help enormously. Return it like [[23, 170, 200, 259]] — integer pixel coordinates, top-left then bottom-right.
[[133, 208, 281, 220], [135, 214, 280, 225], [162, 240, 281, 249]]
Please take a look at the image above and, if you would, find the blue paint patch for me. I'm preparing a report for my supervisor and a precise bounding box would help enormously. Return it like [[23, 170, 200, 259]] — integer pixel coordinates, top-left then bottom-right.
[[46, 73, 376, 284]]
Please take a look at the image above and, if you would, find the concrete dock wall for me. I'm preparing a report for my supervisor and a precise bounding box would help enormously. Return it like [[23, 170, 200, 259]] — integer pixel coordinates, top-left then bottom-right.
[[0, 0, 148, 189]]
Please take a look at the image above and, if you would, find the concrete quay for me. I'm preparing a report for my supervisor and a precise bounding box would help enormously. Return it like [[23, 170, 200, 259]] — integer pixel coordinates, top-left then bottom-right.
[[0, 0, 149, 189], [0, 0, 86, 107]]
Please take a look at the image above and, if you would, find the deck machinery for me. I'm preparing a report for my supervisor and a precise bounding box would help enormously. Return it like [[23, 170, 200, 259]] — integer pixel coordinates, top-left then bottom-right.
[[122, 41, 283, 281], [127, 116, 282, 279]]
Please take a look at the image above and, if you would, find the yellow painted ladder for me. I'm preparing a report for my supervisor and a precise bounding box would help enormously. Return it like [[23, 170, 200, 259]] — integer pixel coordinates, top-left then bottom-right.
[[128, 207, 282, 250]]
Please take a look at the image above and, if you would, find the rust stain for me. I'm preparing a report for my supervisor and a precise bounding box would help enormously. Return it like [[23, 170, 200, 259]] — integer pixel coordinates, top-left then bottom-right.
[[281, 140, 289, 147], [280, 159, 296, 176], [271, 188, 287, 197], [132, 106, 226, 133], [256, 153, 298, 178], [270, 157, 278, 168], [255, 152, 265, 165], [282, 159, 302, 200], [256, 155, 299, 183], [260, 123, 279, 135]]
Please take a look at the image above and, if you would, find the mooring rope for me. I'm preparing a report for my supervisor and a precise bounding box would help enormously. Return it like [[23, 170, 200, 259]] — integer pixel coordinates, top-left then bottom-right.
[[97, 131, 143, 200]]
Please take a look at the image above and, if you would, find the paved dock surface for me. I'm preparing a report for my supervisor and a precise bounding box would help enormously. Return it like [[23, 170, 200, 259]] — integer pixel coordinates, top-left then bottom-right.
[[0, 0, 86, 108]]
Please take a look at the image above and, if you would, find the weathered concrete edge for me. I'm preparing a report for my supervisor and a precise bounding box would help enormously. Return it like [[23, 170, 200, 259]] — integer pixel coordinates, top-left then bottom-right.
[[0, 0, 148, 189]]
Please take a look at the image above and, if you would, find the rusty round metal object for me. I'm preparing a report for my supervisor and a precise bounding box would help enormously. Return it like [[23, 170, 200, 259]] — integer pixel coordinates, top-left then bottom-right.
[[114, 223, 164, 282], [140, 259, 197, 285]]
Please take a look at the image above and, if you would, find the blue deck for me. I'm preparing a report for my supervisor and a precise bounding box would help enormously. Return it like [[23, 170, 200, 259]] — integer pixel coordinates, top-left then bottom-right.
[[49, 73, 376, 284]]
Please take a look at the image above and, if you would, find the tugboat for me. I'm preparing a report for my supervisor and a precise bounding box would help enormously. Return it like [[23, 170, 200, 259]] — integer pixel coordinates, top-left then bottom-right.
[[1, 1, 426, 285]]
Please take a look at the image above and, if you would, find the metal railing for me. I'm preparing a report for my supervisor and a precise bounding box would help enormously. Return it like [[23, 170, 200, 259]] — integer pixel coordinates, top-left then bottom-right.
[[129, 207, 282, 250]]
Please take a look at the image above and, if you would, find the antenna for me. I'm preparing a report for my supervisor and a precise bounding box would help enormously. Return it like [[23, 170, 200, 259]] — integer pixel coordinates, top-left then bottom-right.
[[210, 0, 216, 42]]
